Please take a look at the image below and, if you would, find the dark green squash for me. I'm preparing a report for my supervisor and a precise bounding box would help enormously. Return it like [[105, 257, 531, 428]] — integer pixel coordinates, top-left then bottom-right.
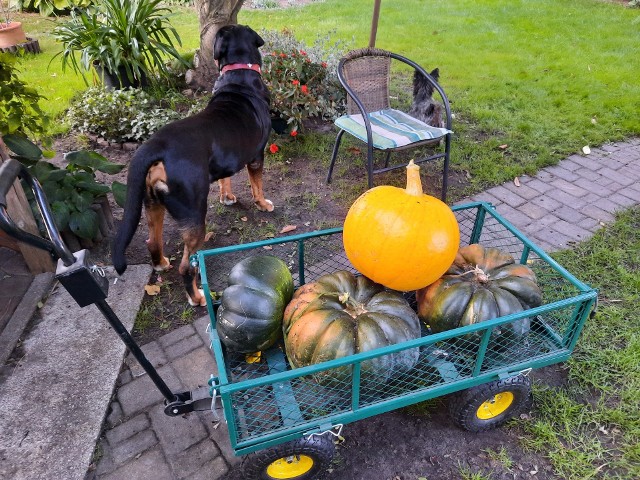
[[283, 271, 421, 387], [216, 255, 294, 353], [416, 244, 542, 336]]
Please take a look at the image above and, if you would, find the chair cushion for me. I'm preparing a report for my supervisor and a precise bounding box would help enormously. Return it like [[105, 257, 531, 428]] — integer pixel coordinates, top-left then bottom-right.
[[335, 109, 452, 150]]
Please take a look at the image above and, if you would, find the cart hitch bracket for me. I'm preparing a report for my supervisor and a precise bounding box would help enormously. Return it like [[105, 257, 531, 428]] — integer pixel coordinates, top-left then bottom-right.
[[164, 386, 216, 416], [306, 423, 345, 444]]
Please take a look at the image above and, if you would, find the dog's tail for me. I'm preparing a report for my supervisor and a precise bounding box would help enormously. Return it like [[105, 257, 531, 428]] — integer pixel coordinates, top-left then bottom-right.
[[112, 145, 164, 275]]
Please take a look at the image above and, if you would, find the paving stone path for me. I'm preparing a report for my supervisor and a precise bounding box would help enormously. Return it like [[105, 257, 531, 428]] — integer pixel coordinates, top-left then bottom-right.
[[89, 139, 640, 480]]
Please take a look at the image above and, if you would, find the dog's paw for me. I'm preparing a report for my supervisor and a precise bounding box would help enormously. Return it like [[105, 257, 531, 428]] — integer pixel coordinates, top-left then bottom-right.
[[256, 199, 274, 212], [187, 289, 207, 307], [219, 193, 237, 206], [152, 257, 173, 272]]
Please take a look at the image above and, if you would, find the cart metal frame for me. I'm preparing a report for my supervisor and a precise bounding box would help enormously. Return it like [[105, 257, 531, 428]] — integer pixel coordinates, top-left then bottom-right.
[[197, 201, 597, 457]]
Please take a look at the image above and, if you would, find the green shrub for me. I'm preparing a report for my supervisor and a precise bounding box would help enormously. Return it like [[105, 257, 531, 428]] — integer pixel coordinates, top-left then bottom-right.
[[5, 137, 126, 240], [0, 53, 50, 143], [2, 56, 127, 241], [11, 0, 94, 17], [66, 87, 184, 142]]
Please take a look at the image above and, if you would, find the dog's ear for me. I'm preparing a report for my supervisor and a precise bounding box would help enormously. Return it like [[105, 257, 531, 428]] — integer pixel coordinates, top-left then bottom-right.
[[244, 25, 265, 48], [430, 68, 440, 82], [214, 27, 230, 62]]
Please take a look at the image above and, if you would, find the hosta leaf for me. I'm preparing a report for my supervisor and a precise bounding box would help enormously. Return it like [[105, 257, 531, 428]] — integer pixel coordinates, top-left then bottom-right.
[[69, 209, 98, 239], [65, 150, 125, 174], [3, 134, 43, 161], [51, 201, 70, 230], [111, 181, 127, 208], [75, 180, 111, 195]]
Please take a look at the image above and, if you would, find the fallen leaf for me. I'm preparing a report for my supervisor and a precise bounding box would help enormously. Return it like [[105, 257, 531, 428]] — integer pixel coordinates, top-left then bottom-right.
[[499, 144, 508, 150], [204, 231, 214, 241], [240, 216, 248, 222], [464, 170, 472, 179], [514, 177, 521, 187], [280, 224, 297, 234], [598, 425, 609, 435], [582, 145, 591, 155], [530, 465, 539, 475], [304, 221, 311, 226], [144, 284, 160, 296], [263, 245, 273, 250]]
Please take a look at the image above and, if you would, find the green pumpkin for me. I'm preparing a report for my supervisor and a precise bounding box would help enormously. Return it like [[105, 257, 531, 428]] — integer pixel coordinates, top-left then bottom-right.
[[283, 271, 421, 387], [416, 244, 542, 336], [216, 255, 294, 353]]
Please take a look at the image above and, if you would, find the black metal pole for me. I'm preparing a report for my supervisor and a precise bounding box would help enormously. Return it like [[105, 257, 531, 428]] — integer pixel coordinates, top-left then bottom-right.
[[95, 299, 177, 403]]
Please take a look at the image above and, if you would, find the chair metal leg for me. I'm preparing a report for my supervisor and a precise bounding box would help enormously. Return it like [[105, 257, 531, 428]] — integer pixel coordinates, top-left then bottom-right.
[[441, 134, 451, 202], [327, 129, 345, 184], [384, 151, 391, 168], [366, 142, 375, 189]]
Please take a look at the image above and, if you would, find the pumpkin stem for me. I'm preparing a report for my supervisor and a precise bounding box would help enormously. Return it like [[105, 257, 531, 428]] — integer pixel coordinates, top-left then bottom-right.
[[338, 292, 368, 318], [405, 160, 423, 196], [453, 265, 490, 283]]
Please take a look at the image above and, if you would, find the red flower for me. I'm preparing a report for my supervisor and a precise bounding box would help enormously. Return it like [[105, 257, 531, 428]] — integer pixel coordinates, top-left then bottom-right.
[[321, 62, 327, 68], [290, 130, 298, 137], [292, 79, 300, 86], [269, 144, 279, 154], [301, 85, 309, 94], [279, 53, 287, 58], [300, 50, 307, 56]]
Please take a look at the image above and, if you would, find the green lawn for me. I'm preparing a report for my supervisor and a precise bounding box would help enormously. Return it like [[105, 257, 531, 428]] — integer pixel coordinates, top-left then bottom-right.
[[523, 207, 640, 479]]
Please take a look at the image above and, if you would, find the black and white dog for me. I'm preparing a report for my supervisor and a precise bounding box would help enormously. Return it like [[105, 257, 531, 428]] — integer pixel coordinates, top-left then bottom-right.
[[408, 68, 445, 129]]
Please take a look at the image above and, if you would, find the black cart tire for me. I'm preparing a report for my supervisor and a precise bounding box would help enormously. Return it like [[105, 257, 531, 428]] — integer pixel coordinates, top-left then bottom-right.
[[449, 376, 533, 433], [242, 434, 335, 480]]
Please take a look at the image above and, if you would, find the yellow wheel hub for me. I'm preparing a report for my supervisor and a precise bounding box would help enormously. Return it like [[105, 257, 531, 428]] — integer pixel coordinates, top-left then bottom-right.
[[266, 454, 314, 479], [476, 392, 514, 420]]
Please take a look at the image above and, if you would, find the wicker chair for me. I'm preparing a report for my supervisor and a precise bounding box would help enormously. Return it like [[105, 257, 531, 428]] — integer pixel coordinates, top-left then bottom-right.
[[327, 48, 452, 201]]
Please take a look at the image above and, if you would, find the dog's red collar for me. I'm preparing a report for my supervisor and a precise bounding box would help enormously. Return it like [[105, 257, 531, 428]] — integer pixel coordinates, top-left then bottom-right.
[[220, 63, 262, 75]]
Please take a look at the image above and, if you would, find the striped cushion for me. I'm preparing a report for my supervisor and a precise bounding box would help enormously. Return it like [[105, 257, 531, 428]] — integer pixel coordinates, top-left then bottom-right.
[[335, 108, 452, 150]]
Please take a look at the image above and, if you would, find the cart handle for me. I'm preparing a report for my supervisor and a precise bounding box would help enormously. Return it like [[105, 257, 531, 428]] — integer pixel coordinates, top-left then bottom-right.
[[0, 158, 76, 266]]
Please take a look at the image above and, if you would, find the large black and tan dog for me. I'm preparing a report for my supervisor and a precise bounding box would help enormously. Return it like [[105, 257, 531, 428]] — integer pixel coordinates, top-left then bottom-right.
[[112, 24, 273, 306]]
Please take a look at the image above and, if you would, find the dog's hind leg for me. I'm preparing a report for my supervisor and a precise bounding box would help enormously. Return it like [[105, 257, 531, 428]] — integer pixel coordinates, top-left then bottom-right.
[[218, 177, 237, 205], [144, 162, 172, 272], [144, 202, 173, 272], [246, 160, 274, 212], [179, 225, 206, 307]]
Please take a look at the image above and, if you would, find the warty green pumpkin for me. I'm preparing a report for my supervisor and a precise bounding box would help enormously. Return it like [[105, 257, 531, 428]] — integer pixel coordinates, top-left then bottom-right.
[[216, 255, 294, 354], [283, 271, 421, 387], [416, 244, 542, 336]]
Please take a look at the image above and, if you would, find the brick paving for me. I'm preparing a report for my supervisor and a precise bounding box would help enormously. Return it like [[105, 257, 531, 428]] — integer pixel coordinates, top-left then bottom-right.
[[88, 139, 640, 480], [465, 139, 640, 252], [87, 316, 239, 480]]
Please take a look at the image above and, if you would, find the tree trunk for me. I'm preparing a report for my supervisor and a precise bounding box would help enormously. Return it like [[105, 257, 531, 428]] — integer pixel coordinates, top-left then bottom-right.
[[187, 0, 245, 91]]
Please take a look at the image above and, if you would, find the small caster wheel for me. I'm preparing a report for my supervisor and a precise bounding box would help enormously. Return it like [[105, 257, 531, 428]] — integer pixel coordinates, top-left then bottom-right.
[[242, 434, 335, 480], [449, 376, 533, 432]]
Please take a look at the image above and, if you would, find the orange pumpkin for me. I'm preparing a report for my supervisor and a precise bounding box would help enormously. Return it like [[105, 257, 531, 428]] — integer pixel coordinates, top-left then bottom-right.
[[343, 160, 460, 291]]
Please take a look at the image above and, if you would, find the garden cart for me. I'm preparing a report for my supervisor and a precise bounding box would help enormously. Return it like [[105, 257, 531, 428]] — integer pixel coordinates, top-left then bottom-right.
[[0, 158, 597, 480]]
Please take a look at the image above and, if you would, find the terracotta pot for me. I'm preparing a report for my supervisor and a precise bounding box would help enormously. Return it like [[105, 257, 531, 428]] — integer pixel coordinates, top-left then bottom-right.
[[0, 22, 28, 49]]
